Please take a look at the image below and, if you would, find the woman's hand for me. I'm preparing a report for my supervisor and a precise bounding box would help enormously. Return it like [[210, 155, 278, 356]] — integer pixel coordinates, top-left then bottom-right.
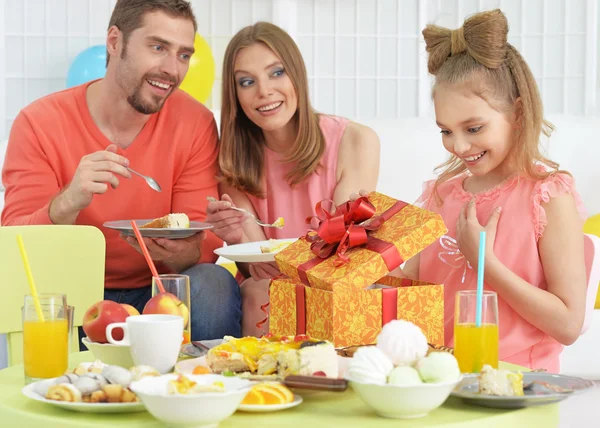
[[249, 262, 281, 281], [206, 194, 247, 245]]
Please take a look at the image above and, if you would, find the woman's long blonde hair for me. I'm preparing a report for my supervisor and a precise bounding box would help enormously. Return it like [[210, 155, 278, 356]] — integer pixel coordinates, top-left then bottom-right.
[[422, 9, 560, 201], [219, 22, 325, 198]]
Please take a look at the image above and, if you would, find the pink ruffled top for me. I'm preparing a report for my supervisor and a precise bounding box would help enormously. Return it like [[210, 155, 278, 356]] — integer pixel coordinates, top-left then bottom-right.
[[416, 169, 586, 372], [247, 115, 349, 239]]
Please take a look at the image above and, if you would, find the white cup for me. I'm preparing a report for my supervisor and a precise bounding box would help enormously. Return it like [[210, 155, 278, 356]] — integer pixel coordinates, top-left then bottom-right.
[[106, 314, 183, 374]]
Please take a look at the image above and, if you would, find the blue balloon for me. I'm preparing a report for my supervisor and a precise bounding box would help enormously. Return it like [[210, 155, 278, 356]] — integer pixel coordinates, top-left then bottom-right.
[[66, 45, 107, 88]]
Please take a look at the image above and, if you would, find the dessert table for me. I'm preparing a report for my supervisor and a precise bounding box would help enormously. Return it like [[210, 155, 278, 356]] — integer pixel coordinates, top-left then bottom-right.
[[0, 351, 594, 427]]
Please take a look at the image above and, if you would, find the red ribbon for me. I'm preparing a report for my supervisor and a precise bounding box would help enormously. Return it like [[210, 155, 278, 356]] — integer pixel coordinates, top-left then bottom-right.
[[305, 197, 378, 265], [381, 288, 398, 325], [295, 284, 306, 335], [298, 199, 409, 286]]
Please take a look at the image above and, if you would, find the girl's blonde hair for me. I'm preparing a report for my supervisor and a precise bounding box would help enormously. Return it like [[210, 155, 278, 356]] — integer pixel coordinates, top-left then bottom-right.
[[219, 22, 325, 198], [422, 9, 560, 201]]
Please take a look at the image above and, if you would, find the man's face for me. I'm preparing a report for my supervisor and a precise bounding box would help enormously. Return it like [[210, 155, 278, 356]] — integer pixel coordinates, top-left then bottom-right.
[[114, 11, 195, 114]]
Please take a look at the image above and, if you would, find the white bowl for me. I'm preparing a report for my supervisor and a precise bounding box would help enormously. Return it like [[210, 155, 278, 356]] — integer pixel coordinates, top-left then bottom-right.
[[348, 375, 463, 419], [130, 373, 251, 427], [82, 337, 134, 368]]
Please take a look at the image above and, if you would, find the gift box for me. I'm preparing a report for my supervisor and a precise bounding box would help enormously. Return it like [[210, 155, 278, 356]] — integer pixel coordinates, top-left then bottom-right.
[[268, 192, 447, 348], [269, 276, 444, 348]]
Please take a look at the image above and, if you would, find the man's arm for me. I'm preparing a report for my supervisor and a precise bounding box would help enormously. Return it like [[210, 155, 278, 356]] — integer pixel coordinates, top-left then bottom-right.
[[170, 115, 222, 266], [1, 112, 60, 225]]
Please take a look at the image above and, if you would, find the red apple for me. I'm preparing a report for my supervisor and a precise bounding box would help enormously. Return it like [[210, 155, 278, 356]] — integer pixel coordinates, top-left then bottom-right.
[[121, 303, 140, 316], [83, 300, 130, 343], [143, 292, 189, 328]]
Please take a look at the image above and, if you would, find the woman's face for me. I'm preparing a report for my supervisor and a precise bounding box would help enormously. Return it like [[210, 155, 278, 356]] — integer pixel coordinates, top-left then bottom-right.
[[233, 43, 298, 132]]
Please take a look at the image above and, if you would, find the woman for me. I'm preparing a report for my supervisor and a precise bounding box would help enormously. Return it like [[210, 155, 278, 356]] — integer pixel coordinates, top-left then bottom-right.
[[207, 22, 380, 336]]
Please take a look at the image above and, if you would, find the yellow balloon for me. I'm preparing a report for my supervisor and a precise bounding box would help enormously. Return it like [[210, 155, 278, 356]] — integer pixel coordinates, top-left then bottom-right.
[[583, 214, 600, 309], [179, 33, 215, 104]]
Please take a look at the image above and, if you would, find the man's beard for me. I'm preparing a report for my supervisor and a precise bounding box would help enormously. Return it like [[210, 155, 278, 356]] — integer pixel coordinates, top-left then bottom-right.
[[127, 84, 165, 115]]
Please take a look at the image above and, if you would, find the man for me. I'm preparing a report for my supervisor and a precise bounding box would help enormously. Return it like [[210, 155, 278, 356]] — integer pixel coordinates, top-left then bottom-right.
[[1, 0, 242, 341]]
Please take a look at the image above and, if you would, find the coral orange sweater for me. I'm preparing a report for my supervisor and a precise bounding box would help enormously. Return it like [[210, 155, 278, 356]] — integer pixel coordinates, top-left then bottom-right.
[[2, 81, 222, 289]]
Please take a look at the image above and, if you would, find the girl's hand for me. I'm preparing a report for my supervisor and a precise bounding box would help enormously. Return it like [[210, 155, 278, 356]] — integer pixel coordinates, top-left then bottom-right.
[[206, 194, 247, 245], [456, 198, 502, 269]]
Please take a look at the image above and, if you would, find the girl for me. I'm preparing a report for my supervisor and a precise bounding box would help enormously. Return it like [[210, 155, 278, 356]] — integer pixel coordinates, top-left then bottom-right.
[[402, 9, 587, 372], [206, 22, 380, 337]]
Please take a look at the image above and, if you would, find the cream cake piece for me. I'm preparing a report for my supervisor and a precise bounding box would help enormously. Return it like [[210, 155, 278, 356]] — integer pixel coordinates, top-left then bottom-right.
[[141, 213, 190, 229], [259, 238, 292, 254], [477, 364, 524, 396]]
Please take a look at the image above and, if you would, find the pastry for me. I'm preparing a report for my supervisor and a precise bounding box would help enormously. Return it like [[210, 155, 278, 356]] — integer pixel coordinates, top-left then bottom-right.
[[206, 335, 339, 378], [102, 365, 133, 387], [103, 384, 138, 403], [73, 376, 105, 396], [376, 320, 429, 366], [46, 384, 82, 402], [140, 213, 189, 229], [259, 239, 291, 253], [130, 365, 161, 381], [347, 346, 393, 384], [478, 364, 524, 396]]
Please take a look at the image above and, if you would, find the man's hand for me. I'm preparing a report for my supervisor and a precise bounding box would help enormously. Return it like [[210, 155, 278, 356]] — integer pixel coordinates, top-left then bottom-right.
[[49, 144, 131, 224], [123, 232, 205, 273]]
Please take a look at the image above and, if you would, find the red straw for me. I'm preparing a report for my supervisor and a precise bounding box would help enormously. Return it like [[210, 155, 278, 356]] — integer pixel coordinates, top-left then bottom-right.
[[130, 220, 165, 293]]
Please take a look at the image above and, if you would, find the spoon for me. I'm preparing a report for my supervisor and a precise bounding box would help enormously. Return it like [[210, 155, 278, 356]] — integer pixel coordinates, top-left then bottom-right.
[[127, 167, 162, 192]]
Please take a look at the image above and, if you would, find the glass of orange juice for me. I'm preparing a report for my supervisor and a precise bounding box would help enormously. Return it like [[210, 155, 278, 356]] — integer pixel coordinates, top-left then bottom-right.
[[152, 274, 191, 344], [454, 290, 499, 373], [22, 294, 69, 383]]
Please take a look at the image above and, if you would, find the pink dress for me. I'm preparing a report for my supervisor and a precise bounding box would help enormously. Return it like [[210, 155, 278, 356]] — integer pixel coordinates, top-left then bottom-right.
[[241, 115, 349, 336], [416, 171, 586, 372]]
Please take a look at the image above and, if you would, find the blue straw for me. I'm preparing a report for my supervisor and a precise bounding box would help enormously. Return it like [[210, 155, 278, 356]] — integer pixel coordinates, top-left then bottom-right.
[[475, 231, 486, 327]]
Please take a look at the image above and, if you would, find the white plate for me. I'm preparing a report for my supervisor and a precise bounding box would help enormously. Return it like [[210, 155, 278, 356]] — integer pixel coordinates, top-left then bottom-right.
[[103, 220, 213, 239], [237, 394, 303, 412], [22, 382, 146, 414], [213, 239, 297, 263]]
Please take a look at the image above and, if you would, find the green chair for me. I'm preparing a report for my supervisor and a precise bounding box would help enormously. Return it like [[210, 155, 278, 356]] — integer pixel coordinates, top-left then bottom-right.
[[0, 225, 105, 366]]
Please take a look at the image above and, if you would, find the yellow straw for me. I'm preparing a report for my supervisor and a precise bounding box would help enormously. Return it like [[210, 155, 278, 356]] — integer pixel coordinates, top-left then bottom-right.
[[16, 235, 45, 322]]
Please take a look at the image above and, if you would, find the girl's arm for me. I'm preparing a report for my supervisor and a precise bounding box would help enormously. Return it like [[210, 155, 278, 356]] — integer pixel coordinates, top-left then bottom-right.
[[332, 122, 380, 204], [485, 193, 586, 345]]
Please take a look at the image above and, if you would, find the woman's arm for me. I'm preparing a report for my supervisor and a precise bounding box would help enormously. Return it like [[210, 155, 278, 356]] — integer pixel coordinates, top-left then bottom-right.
[[332, 122, 380, 204], [484, 193, 586, 345]]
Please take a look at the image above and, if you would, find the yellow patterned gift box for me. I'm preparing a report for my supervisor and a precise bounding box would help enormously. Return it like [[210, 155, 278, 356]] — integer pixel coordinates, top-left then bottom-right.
[[269, 192, 448, 348], [269, 276, 445, 348]]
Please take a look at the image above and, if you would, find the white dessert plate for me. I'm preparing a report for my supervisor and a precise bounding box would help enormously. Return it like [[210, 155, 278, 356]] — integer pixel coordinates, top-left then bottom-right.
[[103, 220, 213, 239], [22, 381, 146, 414], [213, 239, 297, 263], [237, 394, 303, 412], [451, 372, 595, 409]]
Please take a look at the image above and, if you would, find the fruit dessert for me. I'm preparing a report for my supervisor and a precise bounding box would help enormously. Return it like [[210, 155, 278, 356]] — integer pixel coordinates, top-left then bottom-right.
[[34, 361, 160, 403], [206, 335, 338, 378], [260, 238, 292, 253], [477, 364, 524, 396], [346, 320, 461, 386], [168, 374, 226, 394], [141, 213, 190, 228], [241, 382, 294, 406]]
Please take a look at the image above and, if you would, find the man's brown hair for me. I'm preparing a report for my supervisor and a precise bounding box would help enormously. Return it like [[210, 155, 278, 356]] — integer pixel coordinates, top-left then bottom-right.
[[106, 0, 197, 66]]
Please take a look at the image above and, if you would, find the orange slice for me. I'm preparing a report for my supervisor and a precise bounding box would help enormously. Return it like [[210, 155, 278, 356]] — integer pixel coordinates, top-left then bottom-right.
[[241, 388, 266, 405], [182, 331, 191, 345], [266, 383, 294, 403], [192, 365, 211, 375], [254, 385, 287, 405]]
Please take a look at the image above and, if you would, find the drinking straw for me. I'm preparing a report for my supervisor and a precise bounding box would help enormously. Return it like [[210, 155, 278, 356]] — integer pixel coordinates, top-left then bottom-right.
[[475, 231, 486, 327], [16, 235, 45, 322], [130, 221, 165, 293]]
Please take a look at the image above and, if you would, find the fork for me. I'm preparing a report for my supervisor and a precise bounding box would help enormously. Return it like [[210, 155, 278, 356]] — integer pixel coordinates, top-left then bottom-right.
[[206, 196, 283, 229]]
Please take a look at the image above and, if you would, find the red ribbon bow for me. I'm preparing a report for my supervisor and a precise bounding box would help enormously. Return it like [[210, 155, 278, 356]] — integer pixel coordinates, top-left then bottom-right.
[[305, 196, 384, 265]]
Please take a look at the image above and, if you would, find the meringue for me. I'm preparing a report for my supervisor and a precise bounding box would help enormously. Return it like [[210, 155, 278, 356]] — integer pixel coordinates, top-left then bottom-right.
[[376, 320, 428, 366], [416, 352, 460, 383], [102, 366, 132, 387], [388, 366, 424, 386], [347, 346, 393, 384]]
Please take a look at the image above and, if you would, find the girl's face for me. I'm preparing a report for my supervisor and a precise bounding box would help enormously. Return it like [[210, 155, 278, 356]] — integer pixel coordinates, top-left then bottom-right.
[[233, 43, 298, 132], [434, 83, 516, 179]]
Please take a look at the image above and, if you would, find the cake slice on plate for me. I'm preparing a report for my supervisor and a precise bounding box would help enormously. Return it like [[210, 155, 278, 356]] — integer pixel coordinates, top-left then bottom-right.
[[140, 213, 190, 229]]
